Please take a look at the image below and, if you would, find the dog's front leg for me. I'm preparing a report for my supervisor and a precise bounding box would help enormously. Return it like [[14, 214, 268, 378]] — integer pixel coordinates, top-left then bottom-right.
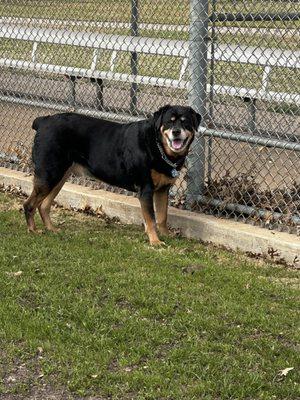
[[154, 186, 170, 236], [139, 184, 163, 246]]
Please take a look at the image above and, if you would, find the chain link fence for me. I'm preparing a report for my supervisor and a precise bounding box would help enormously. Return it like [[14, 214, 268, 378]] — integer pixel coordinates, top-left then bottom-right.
[[0, 0, 299, 234]]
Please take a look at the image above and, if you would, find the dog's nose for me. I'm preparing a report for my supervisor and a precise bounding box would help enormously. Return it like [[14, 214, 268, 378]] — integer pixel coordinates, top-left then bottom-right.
[[172, 128, 181, 137]]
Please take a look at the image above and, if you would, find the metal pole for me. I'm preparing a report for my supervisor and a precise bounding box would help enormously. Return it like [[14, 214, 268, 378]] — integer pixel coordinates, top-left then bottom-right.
[[199, 126, 300, 152], [130, 0, 138, 115], [186, 0, 209, 206], [196, 195, 300, 226]]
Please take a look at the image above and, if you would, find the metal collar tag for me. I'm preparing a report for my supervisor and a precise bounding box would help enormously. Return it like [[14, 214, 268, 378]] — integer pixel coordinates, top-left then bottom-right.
[[171, 169, 179, 178]]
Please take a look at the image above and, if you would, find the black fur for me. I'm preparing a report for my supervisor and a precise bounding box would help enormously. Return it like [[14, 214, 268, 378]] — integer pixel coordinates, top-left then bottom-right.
[[31, 105, 201, 193], [28, 105, 201, 243]]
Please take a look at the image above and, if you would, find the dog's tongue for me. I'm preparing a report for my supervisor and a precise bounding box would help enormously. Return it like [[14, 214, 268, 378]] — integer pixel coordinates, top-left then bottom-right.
[[172, 139, 183, 149]]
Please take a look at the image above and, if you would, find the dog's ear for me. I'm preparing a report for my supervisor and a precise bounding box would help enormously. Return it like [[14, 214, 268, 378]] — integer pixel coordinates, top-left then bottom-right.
[[152, 104, 171, 131], [189, 107, 202, 130]]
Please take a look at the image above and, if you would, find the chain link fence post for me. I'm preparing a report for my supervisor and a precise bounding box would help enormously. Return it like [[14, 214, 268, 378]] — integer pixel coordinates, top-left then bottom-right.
[[186, 0, 209, 206]]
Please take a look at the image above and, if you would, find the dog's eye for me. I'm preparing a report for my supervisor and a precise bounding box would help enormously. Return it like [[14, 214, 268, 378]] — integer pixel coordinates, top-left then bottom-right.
[[170, 116, 176, 122], [180, 117, 186, 122]]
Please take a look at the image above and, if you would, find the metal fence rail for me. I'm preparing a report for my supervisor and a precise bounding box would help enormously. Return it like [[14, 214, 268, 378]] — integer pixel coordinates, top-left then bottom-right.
[[0, 0, 299, 234]]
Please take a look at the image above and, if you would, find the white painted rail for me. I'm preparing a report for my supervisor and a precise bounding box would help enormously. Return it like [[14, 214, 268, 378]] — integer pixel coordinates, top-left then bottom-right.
[[1, 23, 299, 104]]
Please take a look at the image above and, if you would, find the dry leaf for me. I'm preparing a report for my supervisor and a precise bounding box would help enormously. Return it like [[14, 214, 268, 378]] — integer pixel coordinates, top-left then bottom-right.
[[279, 367, 294, 377], [6, 270, 23, 277]]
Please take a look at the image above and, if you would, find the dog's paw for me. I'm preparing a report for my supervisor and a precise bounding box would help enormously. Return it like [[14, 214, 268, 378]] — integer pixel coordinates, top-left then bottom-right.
[[46, 226, 61, 233], [157, 225, 179, 237], [159, 229, 177, 237], [150, 239, 166, 247], [27, 228, 44, 234], [157, 226, 171, 236]]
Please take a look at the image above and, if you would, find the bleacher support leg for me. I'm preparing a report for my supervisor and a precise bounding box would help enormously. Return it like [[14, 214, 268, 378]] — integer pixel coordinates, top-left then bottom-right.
[[245, 97, 257, 132], [96, 78, 104, 110], [67, 75, 76, 107]]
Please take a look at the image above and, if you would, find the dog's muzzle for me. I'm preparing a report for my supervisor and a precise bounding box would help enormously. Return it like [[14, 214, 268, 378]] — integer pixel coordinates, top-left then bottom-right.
[[165, 129, 192, 152]]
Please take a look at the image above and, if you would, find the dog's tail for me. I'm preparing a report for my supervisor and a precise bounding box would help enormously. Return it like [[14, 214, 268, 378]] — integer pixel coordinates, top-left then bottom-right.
[[32, 116, 49, 131]]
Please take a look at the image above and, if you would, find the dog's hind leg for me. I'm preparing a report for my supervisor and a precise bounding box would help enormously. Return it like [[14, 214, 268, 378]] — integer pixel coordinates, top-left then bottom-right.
[[23, 178, 53, 233], [38, 167, 73, 232]]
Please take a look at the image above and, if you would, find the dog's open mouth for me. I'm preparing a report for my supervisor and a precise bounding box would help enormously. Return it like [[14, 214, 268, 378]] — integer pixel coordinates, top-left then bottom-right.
[[167, 137, 189, 152]]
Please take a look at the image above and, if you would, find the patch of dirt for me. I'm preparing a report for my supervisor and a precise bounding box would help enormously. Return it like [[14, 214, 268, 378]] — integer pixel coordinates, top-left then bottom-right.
[[0, 391, 106, 400], [0, 355, 107, 400], [181, 263, 206, 274]]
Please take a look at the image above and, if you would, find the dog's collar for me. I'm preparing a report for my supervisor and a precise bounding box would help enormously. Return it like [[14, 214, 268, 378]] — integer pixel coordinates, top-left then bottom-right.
[[156, 140, 184, 178]]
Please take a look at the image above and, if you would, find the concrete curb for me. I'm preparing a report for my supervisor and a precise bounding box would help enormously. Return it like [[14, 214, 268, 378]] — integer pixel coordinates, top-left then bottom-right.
[[0, 167, 299, 265]]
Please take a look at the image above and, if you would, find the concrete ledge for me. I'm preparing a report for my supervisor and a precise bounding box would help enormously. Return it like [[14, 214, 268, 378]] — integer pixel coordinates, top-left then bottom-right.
[[0, 167, 299, 265]]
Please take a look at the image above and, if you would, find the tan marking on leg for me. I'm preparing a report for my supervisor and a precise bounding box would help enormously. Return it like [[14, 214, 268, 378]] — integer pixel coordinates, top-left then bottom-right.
[[23, 179, 51, 233], [154, 187, 170, 236], [139, 198, 163, 246], [38, 168, 73, 232]]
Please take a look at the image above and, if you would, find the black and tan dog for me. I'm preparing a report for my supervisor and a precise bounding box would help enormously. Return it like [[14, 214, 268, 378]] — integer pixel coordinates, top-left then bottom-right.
[[24, 105, 201, 245]]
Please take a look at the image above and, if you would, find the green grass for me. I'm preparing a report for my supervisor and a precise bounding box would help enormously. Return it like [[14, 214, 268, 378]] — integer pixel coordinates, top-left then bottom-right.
[[2, 0, 300, 25], [2, 36, 300, 96], [1, 0, 300, 101], [0, 190, 299, 399]]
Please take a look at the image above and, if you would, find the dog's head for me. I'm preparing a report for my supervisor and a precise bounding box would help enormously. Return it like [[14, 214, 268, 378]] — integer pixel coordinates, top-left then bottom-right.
[[152, 105, 201, 158]]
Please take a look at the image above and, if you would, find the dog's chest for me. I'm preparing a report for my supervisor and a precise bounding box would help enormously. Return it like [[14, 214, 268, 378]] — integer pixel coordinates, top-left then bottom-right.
[[151, 169, 177, 191]]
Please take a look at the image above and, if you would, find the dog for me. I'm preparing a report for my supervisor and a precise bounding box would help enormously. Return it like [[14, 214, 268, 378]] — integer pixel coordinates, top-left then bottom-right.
[[24, 105, 201, 245]]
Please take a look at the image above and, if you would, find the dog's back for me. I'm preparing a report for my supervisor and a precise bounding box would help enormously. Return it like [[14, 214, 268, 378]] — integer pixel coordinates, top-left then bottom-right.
[[24, 106, 200, 244], [30, 112, 146, 190]]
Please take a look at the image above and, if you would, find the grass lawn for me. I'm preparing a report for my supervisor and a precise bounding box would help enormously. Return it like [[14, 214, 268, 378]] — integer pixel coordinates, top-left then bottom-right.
[[1, 0, 300, 103], [0, 189, 299, 399], [2, 0, 300, 26]]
